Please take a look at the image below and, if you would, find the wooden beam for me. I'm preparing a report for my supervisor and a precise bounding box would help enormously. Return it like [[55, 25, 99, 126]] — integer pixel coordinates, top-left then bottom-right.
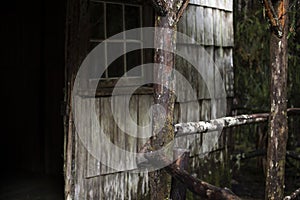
[[170, 149, 190, 200], [284, 188, 300, 200], [175, 113, 269, 137], [145, 152, 241, 200], [138, 108, 300, 158]]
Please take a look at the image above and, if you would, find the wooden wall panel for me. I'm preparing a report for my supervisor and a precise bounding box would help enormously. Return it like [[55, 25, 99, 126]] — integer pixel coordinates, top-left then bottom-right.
[[222, 11, 234, 47], [74, 137, 88, 200], [99, 97, 116, 175], [73, 95, 151, 199], [213, 9, 223, 46], [195, 6, 204, 44], [224, 48, 234, 97], [214, 47, 228, 99], [137, 95, 153, 150], [175, 52, 189, 102], [204, 46, 215, 98], [189, 0, 233, 11], [176, 3, 234, 100], [203, 7, 214, 45], [68, 0, 235, 198], [196, 46, 210, 99], [175, 45, 213, 101], [214, 47, 225, 80], [126, 95, 138, 170]]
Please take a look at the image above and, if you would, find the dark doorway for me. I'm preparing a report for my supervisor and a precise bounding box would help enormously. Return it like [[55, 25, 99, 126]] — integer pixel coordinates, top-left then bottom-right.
[[0, 0, 66, 199]]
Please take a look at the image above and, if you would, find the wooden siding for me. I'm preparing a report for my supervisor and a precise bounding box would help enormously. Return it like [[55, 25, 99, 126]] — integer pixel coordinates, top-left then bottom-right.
[[73, 97, 223, 198], [74, 95, 152, 199], [174, 2, 234, 188], [72, 97, 230, 199], [189, 0, 233, 12], [177, 3, 234, 99], [67, 1, 234, 199]]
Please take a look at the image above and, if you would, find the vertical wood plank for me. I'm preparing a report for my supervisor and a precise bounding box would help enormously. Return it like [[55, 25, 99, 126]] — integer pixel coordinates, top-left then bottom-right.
[[224, 48, 234, 97], [99, 97, 116, 176], [185, 46, 195, 101], [126, 95, 138, 170], [222, 11, 234, 47], [75, 138, 87, 200], [175, 52, 190, 102], [213, 9, 222, 46], [214, 47, 227, 99], [196, 46, 208, 99], [74, 96, 90, 200], [187, 101, 201, 150], [85, 97, 101, 199], [87, 98, 101, 178], [188, 45, 202, 101], [175, 102, 187, 149], [112, 95, 126, 169], [177, 6, 187, 43], [205, 46, 215, 99], [200, 99, 211, 121], [214, 47, 224, 80], [137, 95, 153, 150], [74, 96, 88, 200], [225, 0, 233, 12], [203, 7, 214, 45], [201, 99, 221, 155], [186, 5, 196, 41], [195, 6, 204, 44]]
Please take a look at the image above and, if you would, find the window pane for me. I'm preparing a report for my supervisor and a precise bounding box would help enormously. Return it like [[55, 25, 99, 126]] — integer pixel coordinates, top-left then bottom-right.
[[107, 42, 125, 77], [106, 4, 123, 38], [89, 2, 104, 39], [126, 43, 142, 77], [125, 6, 141, 39]]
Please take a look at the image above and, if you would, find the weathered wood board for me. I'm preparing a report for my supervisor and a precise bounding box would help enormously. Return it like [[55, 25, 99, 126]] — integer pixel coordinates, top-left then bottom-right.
[[67, 0, 234, 199]]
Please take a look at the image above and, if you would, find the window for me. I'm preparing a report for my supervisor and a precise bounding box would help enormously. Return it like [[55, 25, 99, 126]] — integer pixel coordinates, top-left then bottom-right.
[[88, 0, 153, 93]]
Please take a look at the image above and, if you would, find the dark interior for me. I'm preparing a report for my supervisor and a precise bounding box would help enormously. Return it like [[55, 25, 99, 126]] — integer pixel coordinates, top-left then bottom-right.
[[0, 0, 66, 199]]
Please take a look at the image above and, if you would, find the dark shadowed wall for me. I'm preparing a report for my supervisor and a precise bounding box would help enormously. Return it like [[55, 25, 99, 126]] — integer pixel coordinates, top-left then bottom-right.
[[0, 0, 66, 176]]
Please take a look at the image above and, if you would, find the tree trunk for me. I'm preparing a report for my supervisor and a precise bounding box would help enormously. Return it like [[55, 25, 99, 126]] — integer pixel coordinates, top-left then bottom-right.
[[150, 10, 177, 200], [149, 0, 189, 199], [265, 1, 289, 199]]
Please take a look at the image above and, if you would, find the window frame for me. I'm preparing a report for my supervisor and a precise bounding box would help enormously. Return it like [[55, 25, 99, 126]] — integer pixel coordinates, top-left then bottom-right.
[[86, 0, 154, 96]]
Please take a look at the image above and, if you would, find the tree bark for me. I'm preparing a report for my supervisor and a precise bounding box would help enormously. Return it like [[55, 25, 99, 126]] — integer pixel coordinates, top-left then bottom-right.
[[265, 1, 289, 199], [150, 9, 177, 200], [175, 109, 299, 137], [138, 108, 299, 159], [148, 1, 189, 199], [175, 113, 269, 137]]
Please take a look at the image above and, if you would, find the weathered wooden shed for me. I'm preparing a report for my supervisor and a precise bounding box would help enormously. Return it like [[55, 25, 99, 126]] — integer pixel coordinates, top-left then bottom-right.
[[64, 0, 234, 199]]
